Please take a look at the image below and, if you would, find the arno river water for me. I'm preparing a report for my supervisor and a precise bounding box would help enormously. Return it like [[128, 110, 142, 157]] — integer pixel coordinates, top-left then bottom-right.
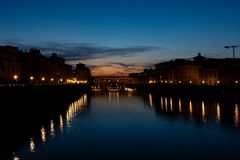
[[4, 90, 240, 160]]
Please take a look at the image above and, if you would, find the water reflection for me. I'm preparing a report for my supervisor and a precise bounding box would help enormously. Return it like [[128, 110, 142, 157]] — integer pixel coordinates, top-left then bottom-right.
[[50, 120, 55, 138], [59, 114, 64, 133], [216, 103, 221, 123], [66, 94, 87, 128], [52, 94, 87, 137], [12, 153, 20, 160], [7, 92, 240, 160], [29, 138, 35, 152], [108, 92, 120, 104], [149, 93, 153, 109], [12, 94, 88, 159], [13, 156, 20, 160], [234, 104, 239, 128], [202, 101, 206, 122], [170, 97, 173, 112], [189, 100, 193, 119], [178, 98, 182, 113], [147, 93, 240, 128], [41, 125, 47, 144], [160, 96, 164, 110], [165, 97, 168, 112]]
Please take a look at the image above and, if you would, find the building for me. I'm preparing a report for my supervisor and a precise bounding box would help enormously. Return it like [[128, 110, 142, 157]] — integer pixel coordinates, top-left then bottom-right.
[[128, 72, 146, 84], [1, 45, 91, 85], [199, 59, 222, 85], [155, 54, 203, 84], [154, 53, 240, 85], [0, 46, 21, 84], [49, 53, 73, 83], [19, 48, 51, 84], [218, 59, 240, 85], [68, 63, 91, 84], [171, 59, 201, 84]]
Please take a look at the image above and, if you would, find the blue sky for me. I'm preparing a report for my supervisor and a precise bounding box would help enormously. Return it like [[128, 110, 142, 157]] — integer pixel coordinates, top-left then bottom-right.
[[0, 0, 240, 75]]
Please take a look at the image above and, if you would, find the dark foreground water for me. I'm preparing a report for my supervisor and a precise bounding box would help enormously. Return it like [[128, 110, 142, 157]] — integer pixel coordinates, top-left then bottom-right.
[[3, 91, 240, 160]]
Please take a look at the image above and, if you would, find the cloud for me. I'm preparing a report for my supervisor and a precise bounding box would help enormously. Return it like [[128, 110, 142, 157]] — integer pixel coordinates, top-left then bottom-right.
[[45, 44, 160, 61], [0, 40, 163, 61], [87, 62, 152, 76], [109, 62, 130, 68]]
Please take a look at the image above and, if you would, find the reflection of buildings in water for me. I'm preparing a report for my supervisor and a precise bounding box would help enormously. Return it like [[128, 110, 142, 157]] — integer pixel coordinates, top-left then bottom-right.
[[12, 94, 91, 158], [59, 114, 64, 133], [149, 93, 153, 109], [189, 100, 193, 118], [26, 94, 88, 155], [179, 98, 182, 113], [41, 125, 47, 144], [66, 108, 72, 128], [234, 104, 239, 128], [151, 94, 240, 128], [29, 138, 35, 152], [66, 94, 87, 128], [12, 152, 20, 160], [127, 90, 133, 97], [216, 103, 221, 123], [202, 101, 206, 122], [170, 97, 173, 112], [108, 92, 119, 104], [165, 97, 168, 112], [50, 120, 55, 138], [13, 157, 20, 160], [161, 96, 164, 110]]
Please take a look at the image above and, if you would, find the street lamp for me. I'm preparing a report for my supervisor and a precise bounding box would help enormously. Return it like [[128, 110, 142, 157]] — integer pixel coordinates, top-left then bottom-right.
[[13, 75, 18, 80], [224, 45, 240, 58], [13, 75, 18, 85]]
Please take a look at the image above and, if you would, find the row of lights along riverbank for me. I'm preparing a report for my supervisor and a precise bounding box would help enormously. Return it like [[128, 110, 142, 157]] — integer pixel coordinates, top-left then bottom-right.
[[11, 75, 87, 85]]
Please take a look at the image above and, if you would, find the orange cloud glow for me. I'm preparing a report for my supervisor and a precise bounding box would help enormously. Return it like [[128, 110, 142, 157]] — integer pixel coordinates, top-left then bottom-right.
[[91, 64, 145, 76]]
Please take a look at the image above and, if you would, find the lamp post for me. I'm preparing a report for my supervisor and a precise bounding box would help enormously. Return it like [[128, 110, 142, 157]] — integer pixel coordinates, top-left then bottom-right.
[[13, 75, 18, 85], [224, 45, 240, 58]]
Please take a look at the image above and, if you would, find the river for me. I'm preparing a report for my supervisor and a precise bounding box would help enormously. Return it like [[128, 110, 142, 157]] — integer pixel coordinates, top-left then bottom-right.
[[4, 90, 240, 160]]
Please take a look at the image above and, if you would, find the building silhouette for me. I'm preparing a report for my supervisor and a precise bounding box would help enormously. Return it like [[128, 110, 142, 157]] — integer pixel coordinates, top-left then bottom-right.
[[0, 45, 91, 85], [130, 53, 240, 86], [0, 46, 20, 84], [153, 53, 240, 85]]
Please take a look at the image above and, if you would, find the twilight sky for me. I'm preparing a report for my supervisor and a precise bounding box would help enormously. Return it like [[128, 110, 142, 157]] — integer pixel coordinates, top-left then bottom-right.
[[0, 0, 240, 76]]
